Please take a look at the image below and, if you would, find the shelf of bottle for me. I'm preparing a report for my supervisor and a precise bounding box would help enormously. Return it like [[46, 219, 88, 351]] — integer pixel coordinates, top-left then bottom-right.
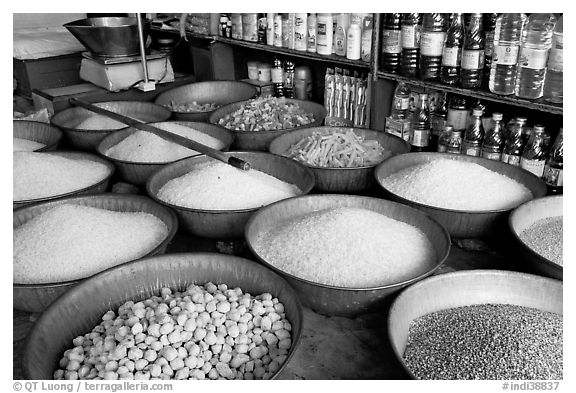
[[376, 71, 563, 115]]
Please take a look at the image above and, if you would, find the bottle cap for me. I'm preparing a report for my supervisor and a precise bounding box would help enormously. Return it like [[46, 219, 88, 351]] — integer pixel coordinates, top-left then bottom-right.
[[492, 112, 503, 121], [533, 125, 546, 133], [472, 108, 484, 116], [516, 117, 528, 124]]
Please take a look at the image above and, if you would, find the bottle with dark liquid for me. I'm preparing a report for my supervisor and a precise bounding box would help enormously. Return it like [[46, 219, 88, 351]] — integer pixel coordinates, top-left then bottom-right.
[[520, 125, 547, 178], [501, 117, 527, 166], [272, 57, 285, 97], [430, 93, 448, 151], [482, 13, 498, 88], [283, 60, 295, 98], [437, 125, 453, 153], [409, 92, 431, 152], [542, 128, 563, 194], [462, 107, 485, 157], [419, 13, 448, 81], [400, 13, 422, 77], [481, 112, 505, 161], [461, 13, 485, 89], [446, 129, 463, 155], [381, 13, 402, 73], [440, 13, 465, 86]]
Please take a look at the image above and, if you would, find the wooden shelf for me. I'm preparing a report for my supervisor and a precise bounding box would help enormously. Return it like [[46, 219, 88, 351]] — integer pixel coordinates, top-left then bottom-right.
[[377, 71, 563, 116]]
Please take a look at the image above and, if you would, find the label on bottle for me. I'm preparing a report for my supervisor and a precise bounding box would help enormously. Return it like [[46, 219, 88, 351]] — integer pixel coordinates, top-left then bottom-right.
[[393, 96, 410, 111], [294, 15, 307, 51], [482, 150, 502, 161], [420, 32, 446, 56], [548, 35, 563, 71], [493, 44, 520, 66], [316, 21, 332, 54], [461, 49, 485, 69], [501, 153, 521, 166], [447, 109, 469, 131], [463, 143, 481, 157], [543, 165, 563, 187], [382, 29, 401, 54], [271, 68, 283, 84], [520, 158, 546, 177], [401, 25, 419, 48], [411, 129, 430, 147], [518, 48, 549, 69], [441, 46, 461, 66]]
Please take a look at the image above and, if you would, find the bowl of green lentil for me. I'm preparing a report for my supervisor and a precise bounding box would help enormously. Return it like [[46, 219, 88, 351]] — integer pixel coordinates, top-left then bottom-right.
[[508, 195, 563, 280], [388, 269, 563, 380]]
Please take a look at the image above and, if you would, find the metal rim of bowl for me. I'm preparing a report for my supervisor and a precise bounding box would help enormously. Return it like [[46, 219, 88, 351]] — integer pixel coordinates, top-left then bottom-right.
[[146, 152, 316, 215], [386, 269, 563, 379], [244, 193, 452, 292], [374, 153, 545, 215], [13, 152, 116, 206], [507, 195, 564, 271], [13, 120, 64, 151], [13, 193, 179, 289]]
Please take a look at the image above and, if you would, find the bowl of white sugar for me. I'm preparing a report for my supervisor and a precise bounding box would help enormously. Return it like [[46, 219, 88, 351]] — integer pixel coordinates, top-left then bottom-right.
[[374, 153, 547, 238], [509, 195, 563, 280], [245, 194, 451, 316], [13, 151, 115, 210], [146, 151, 315, 239], [13, 193, 178, 312], [51, 101, 172, 151], [97, 121, 234, 186], [13, 120, 63, 152]]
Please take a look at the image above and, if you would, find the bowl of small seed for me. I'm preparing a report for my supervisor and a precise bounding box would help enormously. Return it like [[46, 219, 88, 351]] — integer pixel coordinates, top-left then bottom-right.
[[388, 269, 562, 380], [509, 195, 563, 280]]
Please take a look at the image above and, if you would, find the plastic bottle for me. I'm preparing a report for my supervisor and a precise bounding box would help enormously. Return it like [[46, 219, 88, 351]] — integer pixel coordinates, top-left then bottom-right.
[[482, 13, 498, 87], [386, 82, 412, 141], [462, 107, 485, 157], [501, 117, 527, 166], [273, 14, 283, 47], [381, 13, 402, 73], [294, 13, 308, 51], [419, 13, 448, 81], [446, 129, 463, 155], [515, 14, 556, 99], [307, 13, 317, 53], [437, 125, 453, 153], [334, 14, 349, 57], [542, 128, 563, 194], [520, 125, 547, 177], [400, 13, 422, 77], [440, 13, 465, 86], [361, 14, 373, 62], [272, 57, 284, 97], [461, 13, 485, 89], [430, 93, 448, 151], [266, 13, 275, 45], [543, 15, 563, 103], [281, 14, 291, 48], [489, 13, 527, 95], [346, 20, 362, 60], [409, 93, 431, 152], [257, 14, 267, 44], [481, 112, 505, 161], [316, 13, 334, 56], [447, 95, 469, 132]]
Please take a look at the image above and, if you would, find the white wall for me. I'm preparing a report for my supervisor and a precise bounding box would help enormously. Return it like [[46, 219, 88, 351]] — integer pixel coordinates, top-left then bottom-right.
[[13, 13, 86, 30]]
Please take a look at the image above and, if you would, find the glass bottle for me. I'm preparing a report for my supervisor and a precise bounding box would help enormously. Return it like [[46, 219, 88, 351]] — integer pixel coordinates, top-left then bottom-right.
[[272, 57, 284, 97], [440, 13, 465, 86], [481, 112, 505, 161], [283, 60, 295, 98], [482, 13, 498, 87], [437, 125, 453, 153], [419, 13, 448, 81], [381, 13, 402, 73], [400, 13, 422, 77], [520, 125, 547, 177], [542, 128, 563, 194], [446, 129, 463, 154], [501, 117, 527, 166], [430, 93, 448, 151], [543, 15, 563, 103], [257, 13, 267, 44], [461, 13, 485, 89], [409, 93, 431, 152], [462, 107, 485, 157]]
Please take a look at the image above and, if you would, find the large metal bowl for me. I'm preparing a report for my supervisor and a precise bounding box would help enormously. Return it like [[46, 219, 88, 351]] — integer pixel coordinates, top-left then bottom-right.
[[96, 121, 234, 186], [245, 194, 451, 317], [209, 98, 327, 151], [64, 17, 149, 58], [13, 120, 63, 152], [146, 151, 315, 239], [154, 81, 258, 122], [269, 126, 410, 193], [13, 193, 178, 313], [51, 101, 171, 151], [388, 269, 563, 379], [13, 151, 115, 210], [374, 153, 547, 238], [509, 195, 563, 280], [23, 253, 303, 380]]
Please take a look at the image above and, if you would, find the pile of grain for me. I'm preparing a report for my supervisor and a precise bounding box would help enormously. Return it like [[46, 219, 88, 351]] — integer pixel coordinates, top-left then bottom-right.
[[76, 114, 128, 130], [403, 304, 563, 380], [157, 161, 301, 210], [13, 152, 111, 201], [13, 137, 45, 152], [166, 100, 220, 113], [381, 159, 533, 211], [14, 204, 168, 284], [253, 207, 435, 288], [105, 123, 225, 163], [519, 216, 563, 266]]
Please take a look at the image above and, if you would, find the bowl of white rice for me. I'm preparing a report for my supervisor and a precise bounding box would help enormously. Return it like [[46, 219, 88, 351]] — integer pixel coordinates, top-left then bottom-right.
[[208, 97, 327, 151], [24, 253, 303, 380], [13, 120, 63, 152], [245, 194, 451, 316], [13, 193, 178, 313], [147, 152, 315, 239], [13, 151, 115, 210], [374, 153, 547, 238], [97, 121, 234, 186], [509, 195, 563, 280], [154, 80, 258, 122], [51, 101, 172, 151], [269, 126, 410, 192]]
